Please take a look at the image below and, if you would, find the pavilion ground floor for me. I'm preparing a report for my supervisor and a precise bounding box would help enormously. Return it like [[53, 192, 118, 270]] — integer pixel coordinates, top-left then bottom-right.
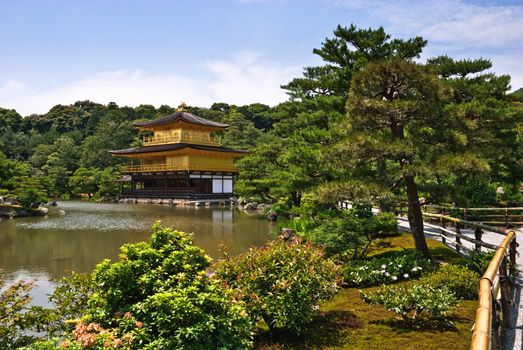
[[119, 170, 235, 200]]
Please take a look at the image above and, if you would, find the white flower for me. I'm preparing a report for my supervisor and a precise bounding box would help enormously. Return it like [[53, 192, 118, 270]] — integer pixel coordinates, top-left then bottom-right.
[[403, 273, 409, 278], [391, 276, 398, 281], [381, 264, 387, 269]]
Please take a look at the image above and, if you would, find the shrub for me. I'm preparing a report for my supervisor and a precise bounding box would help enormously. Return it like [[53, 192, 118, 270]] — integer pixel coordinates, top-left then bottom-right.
[[15, 186, 48, 208], [78, 223, 253, 350], [342, 252, 431, 287], [292, 207, 398, 259], [215, 239, 338, 335], [464, 250, 495, 275], [0, 275, 37, 349], [361, 284, 458, 322], [419, 264, 479, 300], [456, 179, 497, 207]]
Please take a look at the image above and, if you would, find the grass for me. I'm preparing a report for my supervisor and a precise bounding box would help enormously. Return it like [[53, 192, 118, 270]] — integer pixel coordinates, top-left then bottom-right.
[[254, 233, 477, 350]]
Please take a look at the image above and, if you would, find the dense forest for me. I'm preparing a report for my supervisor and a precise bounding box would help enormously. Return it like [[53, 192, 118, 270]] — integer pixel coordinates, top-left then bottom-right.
[[1, 23, 523, 213]]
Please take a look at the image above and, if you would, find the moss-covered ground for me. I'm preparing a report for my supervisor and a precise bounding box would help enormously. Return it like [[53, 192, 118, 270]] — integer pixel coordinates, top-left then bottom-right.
[[254, 234, 476, 350]]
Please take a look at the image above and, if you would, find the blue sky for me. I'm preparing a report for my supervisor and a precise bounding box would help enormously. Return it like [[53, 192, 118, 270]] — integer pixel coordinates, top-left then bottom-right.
[[1, 0, 522, 116]]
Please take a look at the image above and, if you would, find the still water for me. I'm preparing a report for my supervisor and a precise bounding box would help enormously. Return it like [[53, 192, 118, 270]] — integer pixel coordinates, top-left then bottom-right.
[[0, 201, 275, 306]]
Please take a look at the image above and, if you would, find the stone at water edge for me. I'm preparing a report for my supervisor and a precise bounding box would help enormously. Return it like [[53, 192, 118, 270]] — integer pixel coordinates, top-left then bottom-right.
[[243, 202, 258, 211], [267, 210, 277, 222]]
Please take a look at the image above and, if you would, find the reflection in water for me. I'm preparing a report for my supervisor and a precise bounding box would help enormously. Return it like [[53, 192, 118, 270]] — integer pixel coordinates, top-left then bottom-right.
[[0, 201, 275, 305]]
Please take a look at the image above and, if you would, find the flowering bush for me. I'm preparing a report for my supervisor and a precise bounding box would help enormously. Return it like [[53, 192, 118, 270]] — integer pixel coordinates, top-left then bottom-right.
[[215, 239, 339, 335], [39, 223, 252, 350], [361, 284, 458, 322], [343, 252, 431, 287]]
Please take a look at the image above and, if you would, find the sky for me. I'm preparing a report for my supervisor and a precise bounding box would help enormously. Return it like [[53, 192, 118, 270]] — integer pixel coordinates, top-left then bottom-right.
[[0, 0, 522, 116]]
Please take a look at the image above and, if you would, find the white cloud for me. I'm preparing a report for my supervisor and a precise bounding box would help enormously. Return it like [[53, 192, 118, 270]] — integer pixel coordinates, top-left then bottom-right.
[[335, 0, 523, 89], [0, 80, 26, 98], [0, 52, 300, 116], [206, 51, 299, 104], [337, 0, 523, 49]]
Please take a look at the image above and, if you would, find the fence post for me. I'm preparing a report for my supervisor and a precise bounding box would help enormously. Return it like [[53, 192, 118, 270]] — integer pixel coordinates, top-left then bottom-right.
[[510, 238, 517, 269], [500, 256, 512, 329], [491, 293, 501, 350], [505, 207, 509, 228], [475, 226, 483, 251], [455, 222, 461, 254]]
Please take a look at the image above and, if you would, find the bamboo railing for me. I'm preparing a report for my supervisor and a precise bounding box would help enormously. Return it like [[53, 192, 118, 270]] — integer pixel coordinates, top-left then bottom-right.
[[418, 212, 517, 350], [470, 230, 516, 350]]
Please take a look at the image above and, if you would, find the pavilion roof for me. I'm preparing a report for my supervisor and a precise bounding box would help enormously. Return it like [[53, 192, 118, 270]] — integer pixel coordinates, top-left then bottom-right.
[[109, 143, 248, 155], [133, 111, 229, 129]]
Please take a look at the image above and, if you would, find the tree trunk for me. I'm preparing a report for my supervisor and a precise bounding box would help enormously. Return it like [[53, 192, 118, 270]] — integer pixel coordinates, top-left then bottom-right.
[[403, 174, 432, 259], [377, 158, 391, 212]]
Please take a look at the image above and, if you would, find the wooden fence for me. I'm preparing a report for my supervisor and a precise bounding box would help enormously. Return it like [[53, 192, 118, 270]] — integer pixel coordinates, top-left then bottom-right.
[[423, 205, 523, 227], [418, 212, 517, 350]]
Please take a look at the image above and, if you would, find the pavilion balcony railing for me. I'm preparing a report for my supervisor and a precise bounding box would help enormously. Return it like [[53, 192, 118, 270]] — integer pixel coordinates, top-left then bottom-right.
[[142, 134, 220, 146], [121, 163, 236, 173]]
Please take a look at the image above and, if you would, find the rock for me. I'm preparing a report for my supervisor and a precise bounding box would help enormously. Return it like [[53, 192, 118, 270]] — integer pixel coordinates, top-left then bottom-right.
[[58, 210, 66, 215], [100, 196, 113, 202], [257, 203, 269, 211], [0, 196, 4, 204], [38, 207, 49, 215], [205, 202, 212, 207], [280, 228, 296, 240], [267, 210, 277, 222], [244, 202, 258, 211], [29, 202, 41, 209], [195, 202, 203, 207], [48, 201, 57, 206]]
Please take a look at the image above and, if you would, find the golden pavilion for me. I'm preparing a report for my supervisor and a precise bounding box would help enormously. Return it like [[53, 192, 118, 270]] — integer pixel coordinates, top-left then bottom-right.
[[110, 105, 247, 200]]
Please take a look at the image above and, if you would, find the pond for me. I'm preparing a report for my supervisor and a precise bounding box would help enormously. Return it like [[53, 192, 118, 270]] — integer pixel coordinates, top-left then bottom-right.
[[0, 201, 276, 306]]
